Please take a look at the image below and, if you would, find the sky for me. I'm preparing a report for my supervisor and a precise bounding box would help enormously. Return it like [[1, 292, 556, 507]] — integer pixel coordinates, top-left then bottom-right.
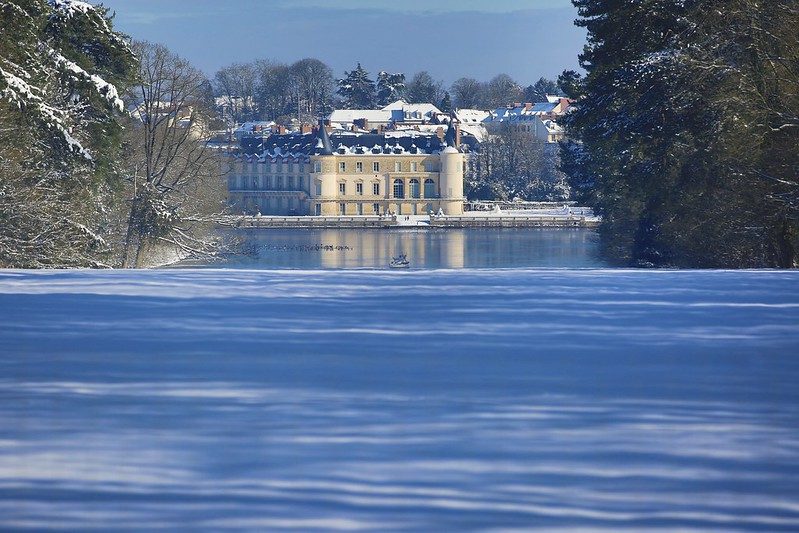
[[98, 0, 586, 86]]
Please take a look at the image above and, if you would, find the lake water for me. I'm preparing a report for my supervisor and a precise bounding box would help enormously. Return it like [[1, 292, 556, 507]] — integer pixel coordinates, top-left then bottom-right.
[[215, 228, 604, 269], [1, 264, 798, 530]]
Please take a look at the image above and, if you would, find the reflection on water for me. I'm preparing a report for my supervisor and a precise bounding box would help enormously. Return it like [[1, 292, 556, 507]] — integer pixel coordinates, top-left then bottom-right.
[[218, 228, 604, 269]]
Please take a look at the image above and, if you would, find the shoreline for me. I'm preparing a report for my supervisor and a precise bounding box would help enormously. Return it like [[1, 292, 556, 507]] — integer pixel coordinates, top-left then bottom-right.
[[222, 212, 601, 230]]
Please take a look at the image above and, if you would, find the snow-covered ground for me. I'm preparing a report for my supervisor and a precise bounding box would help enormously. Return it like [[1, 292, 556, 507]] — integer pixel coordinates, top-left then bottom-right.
[[1, 268, 798, 530]]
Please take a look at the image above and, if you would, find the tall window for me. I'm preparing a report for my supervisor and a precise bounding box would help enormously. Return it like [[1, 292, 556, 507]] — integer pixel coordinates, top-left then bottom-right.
[[356, 182, 363, 195], [287, 176, 294, 190], [424, 178, 436, 198], [339, 202, 346, 215], [339, 182, 346, 194], [276, 176, 283, 190], [393, 179, 404, 199], [411, 162, 418, 172], [373, 203, 380, 214], [409, 179, 420, 199], [372, 183, 380, 195], [372, 162, 380, 172], [339, 161, 346, 172], [394, 161, 401, 172], [356, 161, 363, 172], [313, 161, 321, 172]]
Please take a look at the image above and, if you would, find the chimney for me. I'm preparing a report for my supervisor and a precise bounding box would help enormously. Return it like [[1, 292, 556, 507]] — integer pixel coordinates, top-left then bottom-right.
[[455, 123, 461, 147], [300, 123, 312, 134], [277, 125, 286, 135], [436, 126, 444, 141], [524, 102, 532, 111], [513, 102, 522, 108]]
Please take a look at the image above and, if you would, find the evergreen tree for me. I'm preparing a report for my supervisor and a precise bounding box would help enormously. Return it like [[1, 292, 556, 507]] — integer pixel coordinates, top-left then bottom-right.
[[336, 63, 376, 109], [376, 71, 405, 106], [523, 78, 560, 102], [561, 0, 798, 267], [0, 0, 136, 267], [440, 92, 452, 113]]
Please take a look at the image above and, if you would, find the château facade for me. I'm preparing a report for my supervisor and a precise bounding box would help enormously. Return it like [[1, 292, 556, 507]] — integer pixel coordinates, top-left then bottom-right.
[[225, 121, 474, 216]]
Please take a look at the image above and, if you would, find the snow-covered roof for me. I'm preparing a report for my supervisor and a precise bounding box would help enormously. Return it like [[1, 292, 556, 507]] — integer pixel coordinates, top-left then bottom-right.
[[541, 119, 564, 133], [328, 109, 393, 125], [381, 99, 408, 111], [489, 102, 559, 122], [459, 124, 488, 142], [236, 129, 479, 158], [234, 121, 275, 133], [455, 109, 491, 124], [398, 103, 442, 116]]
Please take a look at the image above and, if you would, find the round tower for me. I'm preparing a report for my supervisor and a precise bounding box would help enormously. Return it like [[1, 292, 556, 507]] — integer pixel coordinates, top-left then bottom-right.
[[310, 119, 338, 216], [439, 121, 464, 215]]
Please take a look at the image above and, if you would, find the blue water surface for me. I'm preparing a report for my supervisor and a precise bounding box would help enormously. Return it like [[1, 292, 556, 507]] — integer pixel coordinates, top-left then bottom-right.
[[1, 267, 798, 531]]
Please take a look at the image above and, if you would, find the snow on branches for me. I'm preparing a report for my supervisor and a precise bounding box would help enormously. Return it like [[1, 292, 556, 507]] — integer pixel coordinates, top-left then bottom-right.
[[0, 0, 133, 160]]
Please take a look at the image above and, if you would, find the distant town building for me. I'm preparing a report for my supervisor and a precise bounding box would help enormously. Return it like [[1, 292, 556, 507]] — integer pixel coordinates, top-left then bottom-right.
[[485, 98, 572, 143], [328, 100, 442, 131]]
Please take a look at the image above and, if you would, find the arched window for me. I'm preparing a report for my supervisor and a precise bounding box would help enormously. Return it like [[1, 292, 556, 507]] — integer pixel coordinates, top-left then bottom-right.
[[424, 178, 436, 198], [409, 179, 420, 198], [393, 179, 404, 199]]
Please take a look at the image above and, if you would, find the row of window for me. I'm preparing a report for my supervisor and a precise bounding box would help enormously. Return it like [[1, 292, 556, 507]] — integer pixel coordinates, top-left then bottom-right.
[[335, 178, 437, 199], [393, 178, 436, 199], [312, 161, 438, 173], [331, 201, 434, 216], [229, 175, 305, 191], [336, 203, 379, 215], [239, 163, 305, 174]]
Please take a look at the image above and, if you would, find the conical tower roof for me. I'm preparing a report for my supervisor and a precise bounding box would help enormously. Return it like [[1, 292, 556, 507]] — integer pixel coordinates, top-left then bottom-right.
[[317, 118, 333, 155], [444, 117, 458, 150]]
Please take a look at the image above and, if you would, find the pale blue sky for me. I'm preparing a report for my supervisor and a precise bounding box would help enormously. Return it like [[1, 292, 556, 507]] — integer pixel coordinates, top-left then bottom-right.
[[100, 0, 585, 85]]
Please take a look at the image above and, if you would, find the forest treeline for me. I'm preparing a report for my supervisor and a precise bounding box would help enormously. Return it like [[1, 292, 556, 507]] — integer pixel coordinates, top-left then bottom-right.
[[560, 0, 798, 268], [212, 59, 563, 124]]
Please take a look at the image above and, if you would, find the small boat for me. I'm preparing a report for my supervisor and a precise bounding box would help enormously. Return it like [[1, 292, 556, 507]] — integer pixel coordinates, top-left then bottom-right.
[[389, 254, 410, 269]]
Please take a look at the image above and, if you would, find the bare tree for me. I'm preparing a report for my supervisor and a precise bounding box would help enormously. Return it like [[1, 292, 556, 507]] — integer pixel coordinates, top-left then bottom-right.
[[255, 60, 292, 121], [123, 42, 226, 267], [467, 124, 569, 201], [213, 62, 256, 124], [485, 74, 523, 108], [405, 71, 444, 104], [289, 58, 334, 122], [450, 77, 486, 109]]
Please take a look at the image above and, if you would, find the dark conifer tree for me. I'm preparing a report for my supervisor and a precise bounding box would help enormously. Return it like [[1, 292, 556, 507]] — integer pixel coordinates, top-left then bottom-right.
[[336, 63, 376, 109], [376, 71, 405, 106], [560, 0, 798, 267], [440, 92, 452, 113]]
